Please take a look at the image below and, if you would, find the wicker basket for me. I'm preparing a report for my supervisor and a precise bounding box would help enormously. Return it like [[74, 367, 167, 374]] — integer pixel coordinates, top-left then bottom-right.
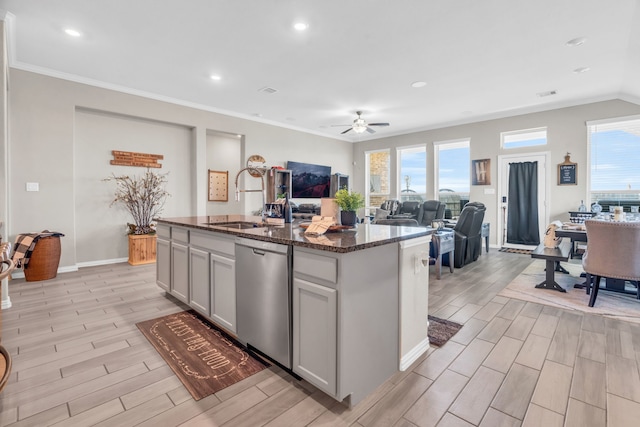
[[24, 236, 61, 282]]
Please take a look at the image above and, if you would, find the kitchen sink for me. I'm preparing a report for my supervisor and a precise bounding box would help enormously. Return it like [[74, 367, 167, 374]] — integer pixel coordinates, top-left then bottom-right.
[[204, 221, 265, 229]]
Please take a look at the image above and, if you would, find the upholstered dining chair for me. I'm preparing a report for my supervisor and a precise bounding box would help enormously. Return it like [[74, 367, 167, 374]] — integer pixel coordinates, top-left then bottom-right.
[[582, 220, 640, 307]]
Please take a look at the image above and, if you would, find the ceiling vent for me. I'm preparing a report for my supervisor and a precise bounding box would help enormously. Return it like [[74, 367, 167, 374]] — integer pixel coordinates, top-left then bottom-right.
[[258, 86, 278, 94], [537, 90, 557, 97]]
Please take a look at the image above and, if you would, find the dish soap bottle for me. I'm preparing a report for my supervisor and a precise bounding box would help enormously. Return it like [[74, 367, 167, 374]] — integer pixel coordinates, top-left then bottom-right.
[[283, 192, 292, 223], [578, 200, 587, 212]]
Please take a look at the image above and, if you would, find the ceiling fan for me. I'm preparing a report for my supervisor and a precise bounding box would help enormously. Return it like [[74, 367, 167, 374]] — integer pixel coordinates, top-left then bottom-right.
[[333, 111, 390, 135]]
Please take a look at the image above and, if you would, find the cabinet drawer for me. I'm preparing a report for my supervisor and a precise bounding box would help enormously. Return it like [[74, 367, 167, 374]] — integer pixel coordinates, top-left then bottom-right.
[[190, 231, 235, 257], [172, 227, 189, 243], [294, 250, 337, 284], [156, 224, 171, 239]]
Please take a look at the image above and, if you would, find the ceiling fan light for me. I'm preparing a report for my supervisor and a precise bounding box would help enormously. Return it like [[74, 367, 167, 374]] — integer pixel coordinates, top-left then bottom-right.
[[352, 117, 367, 133]]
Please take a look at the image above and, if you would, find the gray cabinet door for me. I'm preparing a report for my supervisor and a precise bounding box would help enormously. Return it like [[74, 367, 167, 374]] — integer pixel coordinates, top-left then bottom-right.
[[171, 242, 189, 303], [292, 277, 337, 396], [189, 247, 210, 315], [156, 238, 170, 291], [210, 253, 236, 333]]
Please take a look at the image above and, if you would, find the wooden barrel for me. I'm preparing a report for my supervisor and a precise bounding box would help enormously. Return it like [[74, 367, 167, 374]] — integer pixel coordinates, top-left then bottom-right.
[[24, 236, 61, 282]]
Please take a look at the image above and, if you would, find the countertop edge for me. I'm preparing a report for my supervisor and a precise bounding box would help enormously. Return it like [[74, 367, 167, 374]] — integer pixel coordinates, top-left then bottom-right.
[[155, 217, 432, 253]]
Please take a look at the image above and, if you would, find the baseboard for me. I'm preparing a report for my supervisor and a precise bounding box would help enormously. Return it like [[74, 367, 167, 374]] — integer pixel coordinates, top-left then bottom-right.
[[11, 258, 128, 279], [399, 337, 431, 371], [76, 257, 128, 268]]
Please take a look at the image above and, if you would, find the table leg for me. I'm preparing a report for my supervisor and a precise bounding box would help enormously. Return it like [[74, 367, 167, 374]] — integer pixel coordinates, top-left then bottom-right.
[[448, 250, 454, 273], [554, 261, 570, 274], [485, 235, 489, 253], [435, 253, 442, 280], [535, 259, 567, 292]]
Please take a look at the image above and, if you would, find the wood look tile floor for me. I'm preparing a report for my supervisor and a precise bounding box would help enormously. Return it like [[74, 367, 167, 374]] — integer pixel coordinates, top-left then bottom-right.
[[1, 250, 639, 426]]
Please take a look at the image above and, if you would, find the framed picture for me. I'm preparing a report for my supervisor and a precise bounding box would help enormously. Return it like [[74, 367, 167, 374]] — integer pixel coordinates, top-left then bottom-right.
[[557, 154, 577, 185], [208, 170, 228, 201], [471, 159, 491, 185]]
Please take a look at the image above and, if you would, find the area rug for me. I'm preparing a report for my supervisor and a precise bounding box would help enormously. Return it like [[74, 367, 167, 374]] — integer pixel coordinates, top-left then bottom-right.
[[136, 310, 269, 400], [499, 247, 533, 255], [498, 260, 640, 323], [428, 315, 463, 347]]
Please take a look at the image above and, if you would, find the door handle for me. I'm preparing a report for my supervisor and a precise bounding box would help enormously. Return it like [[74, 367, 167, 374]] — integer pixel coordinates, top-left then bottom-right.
[[252, 249, 266, 256]]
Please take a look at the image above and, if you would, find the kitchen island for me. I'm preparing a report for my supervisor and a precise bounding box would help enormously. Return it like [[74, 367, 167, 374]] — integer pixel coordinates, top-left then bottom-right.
[[155, 215, 432, 407]]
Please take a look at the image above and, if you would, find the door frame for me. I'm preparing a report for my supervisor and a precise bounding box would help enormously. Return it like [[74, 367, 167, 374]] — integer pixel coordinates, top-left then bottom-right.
[[497, 151, 550, 249]]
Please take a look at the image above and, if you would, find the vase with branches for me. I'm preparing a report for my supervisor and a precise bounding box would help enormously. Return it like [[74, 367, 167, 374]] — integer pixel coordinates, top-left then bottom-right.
[[105, 169, 170, 235]]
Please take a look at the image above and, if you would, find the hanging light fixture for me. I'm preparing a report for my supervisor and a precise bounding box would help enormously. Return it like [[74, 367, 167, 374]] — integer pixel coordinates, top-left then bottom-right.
[[352, 116, 368, 133]]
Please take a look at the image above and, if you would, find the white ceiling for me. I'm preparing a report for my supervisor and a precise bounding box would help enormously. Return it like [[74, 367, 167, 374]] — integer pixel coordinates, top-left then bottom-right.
[[1, 0, 640, 142]]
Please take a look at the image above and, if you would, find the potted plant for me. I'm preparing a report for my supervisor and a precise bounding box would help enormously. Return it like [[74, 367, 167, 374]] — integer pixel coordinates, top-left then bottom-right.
[[334, 188, 365, 226], [105, 169, 170, 265]]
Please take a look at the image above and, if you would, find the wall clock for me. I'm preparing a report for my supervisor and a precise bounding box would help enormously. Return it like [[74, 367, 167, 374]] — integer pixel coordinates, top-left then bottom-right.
[[208, 170, 228, 201], [246, 154, 266, 177]]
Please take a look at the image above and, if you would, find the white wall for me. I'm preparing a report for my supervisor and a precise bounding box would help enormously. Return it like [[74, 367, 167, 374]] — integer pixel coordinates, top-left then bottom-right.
[[353, 100, 640, 248], [6, 69, 353, 268], [75, 109, 193, 263], [206, 131, 242, 216]]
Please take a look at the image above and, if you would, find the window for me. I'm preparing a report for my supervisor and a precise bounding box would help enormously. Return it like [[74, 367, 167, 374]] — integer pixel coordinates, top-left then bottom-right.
[[501, 127, 547, 149], [366, 149, 390, 210], [397, 145, 427, 202], [435, 139, 470, 217], [588, 116, 640, 204]]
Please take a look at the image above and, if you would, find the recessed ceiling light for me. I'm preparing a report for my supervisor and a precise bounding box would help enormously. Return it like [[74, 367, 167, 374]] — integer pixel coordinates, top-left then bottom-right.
[[411, 81, 427, 88], [566, 37, 586, 47], [293, 22, 309, 31], [210, 74, 222, 81], [64, 28, 82, 37], [573, 66, 591, 74]]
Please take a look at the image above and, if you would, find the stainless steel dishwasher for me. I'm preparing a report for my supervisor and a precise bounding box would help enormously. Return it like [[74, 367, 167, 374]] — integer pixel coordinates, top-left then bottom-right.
[[235, 237, 292, 369]]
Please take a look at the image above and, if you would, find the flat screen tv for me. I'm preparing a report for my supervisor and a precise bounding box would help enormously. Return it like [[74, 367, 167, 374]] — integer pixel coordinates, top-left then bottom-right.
[[287, 161, 332, 198]]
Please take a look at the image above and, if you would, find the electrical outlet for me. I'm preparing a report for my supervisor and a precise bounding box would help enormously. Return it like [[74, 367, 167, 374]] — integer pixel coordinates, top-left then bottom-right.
[[26, 182, 39, 192]]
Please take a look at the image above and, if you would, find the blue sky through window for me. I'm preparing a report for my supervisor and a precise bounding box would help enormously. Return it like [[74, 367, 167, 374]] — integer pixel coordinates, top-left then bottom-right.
[[399, 147, 426, 195], [439, 146, 470, 192]]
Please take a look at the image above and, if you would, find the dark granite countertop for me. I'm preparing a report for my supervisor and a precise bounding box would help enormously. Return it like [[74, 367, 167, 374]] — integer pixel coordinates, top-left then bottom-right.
[[156, 215, 433, 253]]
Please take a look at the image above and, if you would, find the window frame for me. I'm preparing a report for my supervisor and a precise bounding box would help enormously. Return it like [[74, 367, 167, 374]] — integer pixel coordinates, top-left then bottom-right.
[[586, 114, 640, 204], [501, 127, 547, 149]]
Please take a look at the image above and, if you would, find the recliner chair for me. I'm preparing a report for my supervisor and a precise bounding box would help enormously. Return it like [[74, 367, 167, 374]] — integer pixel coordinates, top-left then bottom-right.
[[390, 201, 421, 219], [443, 202, 485, 268], [417, 200, 445, 226], [463, 202, 486, 263]]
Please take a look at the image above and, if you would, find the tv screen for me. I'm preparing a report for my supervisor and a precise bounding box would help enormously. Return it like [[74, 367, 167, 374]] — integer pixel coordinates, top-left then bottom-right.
[[287, 161, 332, 198]]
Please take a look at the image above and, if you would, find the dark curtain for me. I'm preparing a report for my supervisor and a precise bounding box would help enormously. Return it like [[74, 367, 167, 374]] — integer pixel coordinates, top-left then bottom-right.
[[507, 161, 540, 245]]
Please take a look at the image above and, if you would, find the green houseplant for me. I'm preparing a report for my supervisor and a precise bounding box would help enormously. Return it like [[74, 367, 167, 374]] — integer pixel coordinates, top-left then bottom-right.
[[334, 188, 365, 226]]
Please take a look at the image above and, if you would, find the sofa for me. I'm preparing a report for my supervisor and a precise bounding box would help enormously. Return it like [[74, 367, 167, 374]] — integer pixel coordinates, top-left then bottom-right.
[[373, 200, 445, 225]]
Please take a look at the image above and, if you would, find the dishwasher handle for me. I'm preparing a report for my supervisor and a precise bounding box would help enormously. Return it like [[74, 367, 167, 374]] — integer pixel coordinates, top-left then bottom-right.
[[252, 248, 266, 256]]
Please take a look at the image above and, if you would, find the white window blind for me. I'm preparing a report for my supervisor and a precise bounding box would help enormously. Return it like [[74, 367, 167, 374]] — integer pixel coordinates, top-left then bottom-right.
[[589, 117, 640, 195]]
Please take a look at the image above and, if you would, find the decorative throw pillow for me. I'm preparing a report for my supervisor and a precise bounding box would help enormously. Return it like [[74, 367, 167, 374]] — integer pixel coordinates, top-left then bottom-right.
[[374, 208, 390, 221]]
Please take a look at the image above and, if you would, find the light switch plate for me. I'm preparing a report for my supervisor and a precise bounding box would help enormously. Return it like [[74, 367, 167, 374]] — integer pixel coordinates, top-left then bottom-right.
[[26, 182, 39, 192]]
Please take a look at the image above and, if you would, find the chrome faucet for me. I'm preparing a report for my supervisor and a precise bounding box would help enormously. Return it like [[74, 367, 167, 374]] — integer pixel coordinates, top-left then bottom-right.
[[234, 167, 267, 223]]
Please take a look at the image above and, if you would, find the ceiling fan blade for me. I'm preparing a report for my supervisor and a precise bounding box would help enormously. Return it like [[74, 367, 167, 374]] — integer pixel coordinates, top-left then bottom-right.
[[341, 128, 353, 134], [366, 127, 376, 134], [368, 123, 390, 127]]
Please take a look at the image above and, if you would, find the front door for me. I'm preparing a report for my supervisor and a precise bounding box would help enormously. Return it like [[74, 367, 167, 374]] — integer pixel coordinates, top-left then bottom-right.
[[498, 152, 549, 250]]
